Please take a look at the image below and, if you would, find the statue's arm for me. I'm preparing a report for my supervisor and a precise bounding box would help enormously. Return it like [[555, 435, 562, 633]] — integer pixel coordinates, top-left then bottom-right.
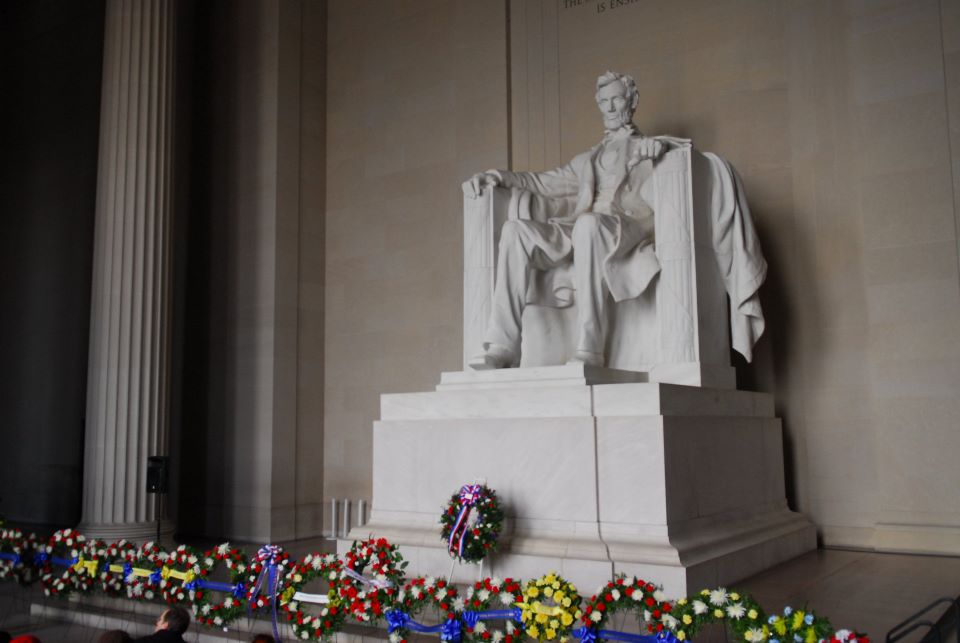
[[461, 160, 581, 201]]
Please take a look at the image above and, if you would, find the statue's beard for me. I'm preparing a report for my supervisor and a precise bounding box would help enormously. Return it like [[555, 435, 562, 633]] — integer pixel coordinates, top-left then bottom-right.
[[604, 110, 633, 131]]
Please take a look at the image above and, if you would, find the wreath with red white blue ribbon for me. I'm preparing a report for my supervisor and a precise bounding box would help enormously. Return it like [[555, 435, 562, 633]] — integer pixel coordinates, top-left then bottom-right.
[[439, 484, 504, 563]]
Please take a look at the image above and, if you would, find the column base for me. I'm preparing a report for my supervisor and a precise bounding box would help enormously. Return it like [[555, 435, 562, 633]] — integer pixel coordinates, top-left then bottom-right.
[[76, 519, 175, 545]]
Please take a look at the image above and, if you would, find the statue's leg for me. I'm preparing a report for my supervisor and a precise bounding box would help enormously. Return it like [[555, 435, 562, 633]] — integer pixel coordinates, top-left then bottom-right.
[[570, 213, 618, 365], [477, 219, 571, 369]]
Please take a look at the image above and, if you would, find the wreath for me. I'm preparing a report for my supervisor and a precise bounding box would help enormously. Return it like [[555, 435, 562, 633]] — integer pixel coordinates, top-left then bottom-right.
[[461, 577, 525, 643], [387, 576, 461, 643], [440, 484, 504, 563], [160, 544, 207, 605], [123, 541, 167, 601], [246, 545, 291, 612], [193, 543, 249, 629], [667, 588, 770, 643], [38, 528, 87, 598], [581, 575, 674, 637], [0, 528, 38, 585], [335, 536, 406, 624], [764, 605, 834, 643], [279, 552, 344, 641], [517, 573, 583, 642], [97, 539, 138, 597]]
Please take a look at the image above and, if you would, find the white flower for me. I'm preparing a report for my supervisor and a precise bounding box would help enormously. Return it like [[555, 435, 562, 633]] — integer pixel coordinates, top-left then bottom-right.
[[475, 622, 487, 633], [693, 600, 708, 615], [491, 577, 502, 586], [225, 597, 233, 608], [492, 632, 504, 643], [499, 592, 514, 605], [453, 597, 465, 611], [204, 557, 214, 567], [745, 627, 767, 642], [654, 589, 666, 602], [506, 621, 515, 634], [727, 603, 746, 619], [193, 564, 202, 574], [237, 564, 246, 573], [214, 617, 223, 626], [301, 632, 309, 640], [478, 589, 490, 601], [145, 590, 154, 599], [835, 631, 852, 642], [644, 610, 651, 621], [217, 543, 230, 555], [389, 634, 401, 643], [66, 538, 73, 546], [425, 576, 436, 588], [466, 587, 475, 599], [709, 589, 728, 606], [436, 588, 448, 599], [590, 612, 603, 623], [289, 601, 299, 611], [202, 604, 212, 615], [611, 589, 621, 600], [662, 614, 678, 629]]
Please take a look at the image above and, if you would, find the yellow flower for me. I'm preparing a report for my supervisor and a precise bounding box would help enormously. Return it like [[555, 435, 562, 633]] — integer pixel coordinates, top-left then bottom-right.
[[773, 619, 787, 636], [528, 587, 540, 598], [294, 573, 303, 583], [562, 597, 571, 607], [553, 590, 563, 602], [748, 609, 758, 620], [678, 599, 688, 606], [574, 610, 582, 619], [561, 613, 573, 626], [678, 633, 687, 641], [714, 609, 724, 618], [550, 620, 559, 629], [553, 582, 561, 590], [730, 593, 740, 601], [805, 628, 817, 643], [544, 587, 554, 598], [701, 589, 710, 596], [791, 612, 805, 631], [544, 574, 557, 584], [529, 626, 540, 638], [682, 615, 693, 625], [546, 629, 557, 639], [536, 613, 549, 624]]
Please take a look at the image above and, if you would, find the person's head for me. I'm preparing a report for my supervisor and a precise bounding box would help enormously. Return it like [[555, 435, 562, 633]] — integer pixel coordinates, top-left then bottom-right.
[[156, 606, 190, 634], [595, 70, 639, 131], [251, 635, 276, 643], [97, 631, 132, 643]]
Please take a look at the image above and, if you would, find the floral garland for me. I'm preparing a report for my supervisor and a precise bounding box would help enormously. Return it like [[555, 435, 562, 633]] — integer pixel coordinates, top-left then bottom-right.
[[766, 606, 834, 643], [97, 539, 138, 597], [123, 541, 167, 602], [582, 576, 674, 637], [388, 576, 461, 643], [160, 544, 207, 605], [665, 588, 784, 643], [38, 528, 87, 597], [246, 545, 291, 611], [440, 484, 505, 563], [517, 573, 583, 642], [461, 577, 525, 643], [279, 552, 344, 641], [335, 537, 406, 624], [0, 528, 38, 585], [193, 543, 249, 629]]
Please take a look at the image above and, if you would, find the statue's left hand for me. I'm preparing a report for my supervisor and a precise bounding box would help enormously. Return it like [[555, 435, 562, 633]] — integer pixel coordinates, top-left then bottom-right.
[[636, 138, 665, 161]]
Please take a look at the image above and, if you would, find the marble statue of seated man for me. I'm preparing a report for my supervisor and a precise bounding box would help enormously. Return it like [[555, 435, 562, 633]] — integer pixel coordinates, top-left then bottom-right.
[[462, 70, 682, 369]]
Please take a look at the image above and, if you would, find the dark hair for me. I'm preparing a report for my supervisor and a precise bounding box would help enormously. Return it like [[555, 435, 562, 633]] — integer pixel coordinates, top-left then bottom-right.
[[251, 636, 276, 643], [162, 606, 191, 634], [97, 631, 132, 643]]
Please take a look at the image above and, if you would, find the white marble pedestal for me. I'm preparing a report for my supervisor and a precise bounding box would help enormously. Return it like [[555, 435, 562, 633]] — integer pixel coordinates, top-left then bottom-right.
[[341, 365, 815, 598]]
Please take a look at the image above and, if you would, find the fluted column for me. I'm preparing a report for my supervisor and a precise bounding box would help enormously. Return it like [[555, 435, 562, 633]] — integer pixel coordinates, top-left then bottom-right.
[[79, 0, 176, 541]]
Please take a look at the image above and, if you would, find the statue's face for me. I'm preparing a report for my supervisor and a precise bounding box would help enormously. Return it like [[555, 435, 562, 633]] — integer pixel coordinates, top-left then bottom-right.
[[596, 80, 634, 130]]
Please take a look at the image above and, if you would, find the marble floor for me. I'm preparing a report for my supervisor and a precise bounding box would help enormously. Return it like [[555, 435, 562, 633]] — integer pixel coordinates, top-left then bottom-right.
[[0, 547, 956, 643]]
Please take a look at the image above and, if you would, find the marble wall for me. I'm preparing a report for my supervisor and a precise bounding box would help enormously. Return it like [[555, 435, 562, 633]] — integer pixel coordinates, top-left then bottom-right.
[[323, 1, 510, 505], [323, 0, 960, 555]]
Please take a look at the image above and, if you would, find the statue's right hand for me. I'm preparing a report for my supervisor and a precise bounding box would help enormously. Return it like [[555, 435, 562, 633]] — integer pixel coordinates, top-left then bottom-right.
[[462, 171, 500, 199]]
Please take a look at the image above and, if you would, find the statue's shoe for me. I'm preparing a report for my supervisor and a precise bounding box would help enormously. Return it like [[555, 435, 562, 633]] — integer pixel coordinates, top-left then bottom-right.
[[566, 350, 604, 367], [468, 344, 516, 370]]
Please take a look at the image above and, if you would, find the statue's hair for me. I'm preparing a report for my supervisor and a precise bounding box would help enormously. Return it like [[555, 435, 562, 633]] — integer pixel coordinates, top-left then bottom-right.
[[595, 70, 639, 110]]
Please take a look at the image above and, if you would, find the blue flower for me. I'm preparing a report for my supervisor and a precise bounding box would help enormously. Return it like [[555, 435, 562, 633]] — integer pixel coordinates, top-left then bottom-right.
[[769, 616, 778, 625], [794, 634, 803, 642], [804, 615, 814, 626], [771, 639, 780, 643], [784, 607, 793, 616]]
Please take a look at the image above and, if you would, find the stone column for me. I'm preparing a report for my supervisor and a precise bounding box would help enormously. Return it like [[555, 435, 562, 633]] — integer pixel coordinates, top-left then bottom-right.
[[79, 0, 176, 541]]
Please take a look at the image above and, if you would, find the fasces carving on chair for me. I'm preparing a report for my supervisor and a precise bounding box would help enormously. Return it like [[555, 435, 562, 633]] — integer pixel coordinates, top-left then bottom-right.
[[461, 71, 767, 379]]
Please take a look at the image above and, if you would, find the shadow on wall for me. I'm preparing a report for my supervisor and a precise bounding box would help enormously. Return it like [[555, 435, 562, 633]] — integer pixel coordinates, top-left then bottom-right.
[[0, 0, 106, 527]]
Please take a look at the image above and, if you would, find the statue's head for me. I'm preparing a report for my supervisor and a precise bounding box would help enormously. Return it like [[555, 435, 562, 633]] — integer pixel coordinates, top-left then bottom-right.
[[595, 71, 639, 131]]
